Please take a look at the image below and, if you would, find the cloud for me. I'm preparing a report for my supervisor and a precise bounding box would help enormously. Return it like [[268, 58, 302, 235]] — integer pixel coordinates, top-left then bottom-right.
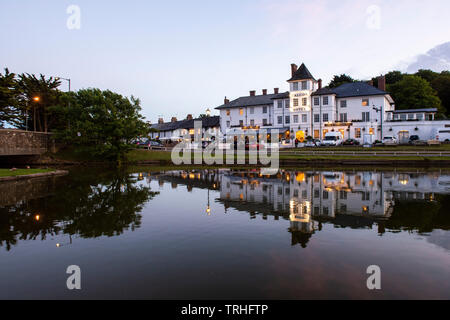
[[406, 42, 450, 73]]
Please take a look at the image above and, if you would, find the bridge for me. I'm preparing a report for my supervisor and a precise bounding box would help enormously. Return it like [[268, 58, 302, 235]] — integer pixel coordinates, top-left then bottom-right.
[[0, 129, 54, 156]]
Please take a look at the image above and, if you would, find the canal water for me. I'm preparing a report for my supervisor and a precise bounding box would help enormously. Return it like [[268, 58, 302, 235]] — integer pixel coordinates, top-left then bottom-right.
[[0, 167, 449, 299]]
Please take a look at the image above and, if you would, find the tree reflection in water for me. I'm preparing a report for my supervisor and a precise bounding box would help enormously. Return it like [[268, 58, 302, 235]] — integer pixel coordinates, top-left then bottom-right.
[[0, 168, 159, 251]]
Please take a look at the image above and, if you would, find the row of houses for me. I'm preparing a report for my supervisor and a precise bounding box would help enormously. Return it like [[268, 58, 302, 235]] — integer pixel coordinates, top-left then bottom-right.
[[151, 61, 450, 144]]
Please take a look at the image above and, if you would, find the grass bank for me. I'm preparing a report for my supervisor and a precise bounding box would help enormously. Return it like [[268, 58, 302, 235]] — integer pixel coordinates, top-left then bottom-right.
[[0, 168, 55, 178]]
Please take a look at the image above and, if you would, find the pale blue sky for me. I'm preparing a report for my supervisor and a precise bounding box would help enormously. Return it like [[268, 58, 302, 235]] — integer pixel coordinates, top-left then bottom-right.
[[1, 0, 449, 122]]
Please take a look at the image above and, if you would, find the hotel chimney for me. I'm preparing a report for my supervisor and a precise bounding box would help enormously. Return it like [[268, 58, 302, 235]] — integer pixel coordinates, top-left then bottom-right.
[[262, 89, 267, 95], [158, 118, 164, 124], [274, 88, 279, 94], [250, 90, 256, 96], [171, 117, 177, 122], [291, 64, 298, 77], [186, 114, 193, 120], [378, 76, 386, 91], [224, 96, 230, 104]]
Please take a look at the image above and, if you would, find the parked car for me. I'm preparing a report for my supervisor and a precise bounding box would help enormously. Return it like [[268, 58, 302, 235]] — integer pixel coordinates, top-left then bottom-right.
[[382, 136, 398, 145], [148, 141, 164, 149], [321, 132, 344, 147], [305, 139, 321, 147], [343, 139, 360, 146]]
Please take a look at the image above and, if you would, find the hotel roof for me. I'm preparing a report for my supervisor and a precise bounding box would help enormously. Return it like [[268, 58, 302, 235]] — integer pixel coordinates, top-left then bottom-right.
[[287, 63, 316, 82]]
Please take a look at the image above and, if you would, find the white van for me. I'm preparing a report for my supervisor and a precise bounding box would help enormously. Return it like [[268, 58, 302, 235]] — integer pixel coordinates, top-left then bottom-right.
[[322, 132, 344, 146], [435, 129, 450, 142]]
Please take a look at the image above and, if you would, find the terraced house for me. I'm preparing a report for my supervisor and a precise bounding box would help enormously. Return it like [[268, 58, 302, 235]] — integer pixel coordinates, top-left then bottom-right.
[[216, 62, 449, 144]]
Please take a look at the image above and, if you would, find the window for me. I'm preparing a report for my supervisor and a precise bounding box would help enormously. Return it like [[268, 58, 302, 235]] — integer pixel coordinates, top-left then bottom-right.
[[250, 107, 254, 114], [285, 100, 290, 108], [400, 114, 407, 121], [416, 113, 424, 121], [293, 82, 299, 91], [323, 113, 329, 122], [250, 119, 255, 126], [239, 108, 244, 116], [226, 109, 230, 116], [285, 116, 290, 124], [362, 99, 369, 106], [293, 115, 299, 123], [314, 114, 320, 123], [323, 96, 329, 105], [263, 106, 268, 114], [263, 118, 268, 126], [340, 113, 348, 122], [408, 113, 414, 120], [362, 112, 370, 122], [301, 81, 307, 90], [277, 100, 283, 109], [302, 98, 307, 106], [355, 128, 361, 138], [314, 97, 320, 106], [278, 116, 283, 125], [323, 190, 329, 199], [302, 114, 308, 123], [226, 121, 230, 128], [340, 100, 347, 108], [369, 128, 374, 135], [239, 120, 244, 126], [293, 98, 299, 107]]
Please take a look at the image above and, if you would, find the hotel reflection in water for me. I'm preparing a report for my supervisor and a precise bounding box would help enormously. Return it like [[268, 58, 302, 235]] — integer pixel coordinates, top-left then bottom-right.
[[144, 169, 450, 247]]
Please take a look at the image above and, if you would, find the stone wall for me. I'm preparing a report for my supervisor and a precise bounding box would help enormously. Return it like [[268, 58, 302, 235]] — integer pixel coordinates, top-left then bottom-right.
[[0, 129, 54, 156]]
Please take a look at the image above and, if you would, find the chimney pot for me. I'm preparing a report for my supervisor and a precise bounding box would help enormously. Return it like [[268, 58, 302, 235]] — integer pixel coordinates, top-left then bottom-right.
[[262, 89, 267, 95], [250, 90, 256, 96], [186, 114, 193, 120], [171, 117, 177, 122], [224, 96, 230, 104], [274, 88, 279, 94], [158, 118, 164, 124], [378, 76, 386, 91], [291, 64, 298, 77]]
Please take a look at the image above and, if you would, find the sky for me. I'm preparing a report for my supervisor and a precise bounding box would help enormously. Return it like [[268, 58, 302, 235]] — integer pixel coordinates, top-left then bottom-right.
[[1, 0, 450, 122]]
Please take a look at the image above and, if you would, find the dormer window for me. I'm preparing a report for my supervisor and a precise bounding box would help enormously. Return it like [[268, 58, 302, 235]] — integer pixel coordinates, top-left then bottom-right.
[[301, 81, 307, 90], [293, 82, 299, 91]]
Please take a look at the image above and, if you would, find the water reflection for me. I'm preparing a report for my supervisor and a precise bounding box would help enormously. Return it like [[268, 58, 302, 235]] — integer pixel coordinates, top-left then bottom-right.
[[0, 169, 159, 251], [147, 169, 450, 249]]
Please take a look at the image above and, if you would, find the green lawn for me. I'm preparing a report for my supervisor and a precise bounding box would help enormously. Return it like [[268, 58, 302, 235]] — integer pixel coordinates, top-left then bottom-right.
[[0, 168, 54, 178]]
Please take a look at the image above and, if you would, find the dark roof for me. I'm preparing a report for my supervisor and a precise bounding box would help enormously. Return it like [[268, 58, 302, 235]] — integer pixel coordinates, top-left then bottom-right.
[[388, 108, 438, 114], [151, 116, 219, 132], [311, 87, 336, 96], [287, 63, 316, 82], [271, 91, 290, 99], [215, 93, 280, 110], [332, 82, 387, 98]]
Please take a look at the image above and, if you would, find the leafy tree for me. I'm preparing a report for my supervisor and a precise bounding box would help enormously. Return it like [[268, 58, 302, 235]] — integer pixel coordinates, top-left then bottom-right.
[[432, 73, 450, 116], [387, 75, 443, 113], [17, 73, 61, 132], [328, 74, 355, 88], [53, 88, 149, 161], [415, 69, 439, 83], [0, 68, 22, 127]]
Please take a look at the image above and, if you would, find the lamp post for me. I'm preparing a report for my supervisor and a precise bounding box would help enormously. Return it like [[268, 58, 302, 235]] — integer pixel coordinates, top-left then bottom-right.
[[373, 105, 383, 141]]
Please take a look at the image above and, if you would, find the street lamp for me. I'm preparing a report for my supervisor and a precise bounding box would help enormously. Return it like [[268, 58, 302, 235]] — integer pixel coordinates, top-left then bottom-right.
[[373, 105, 384, 140], [55, 77, 71, 92]]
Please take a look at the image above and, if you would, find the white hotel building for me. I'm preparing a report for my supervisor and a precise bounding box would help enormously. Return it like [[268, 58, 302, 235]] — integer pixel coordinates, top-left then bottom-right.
[[216, 62, 449, 143]]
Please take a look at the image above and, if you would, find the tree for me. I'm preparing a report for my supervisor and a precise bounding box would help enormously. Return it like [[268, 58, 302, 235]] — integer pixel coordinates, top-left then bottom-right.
[[328, 74, 355, 88], [0, 68, 22, 127], [387, 75, 443, 113], [415, 69, 439, 84], [432, 73, 450, 116], [53, 88, 149, 161], [17, 73, 61, 132]]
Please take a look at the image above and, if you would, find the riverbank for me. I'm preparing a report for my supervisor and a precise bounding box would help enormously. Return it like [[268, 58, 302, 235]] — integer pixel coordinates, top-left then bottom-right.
[[0, 169, 68, 182], [15, 147, 450, 167]]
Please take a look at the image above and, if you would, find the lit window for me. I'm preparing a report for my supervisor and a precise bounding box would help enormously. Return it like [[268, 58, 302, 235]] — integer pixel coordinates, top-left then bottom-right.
[[362, 99, 369, 106], [226, 109, 230, 116], [239, 108, 244, 116], [355, 128, 361, 138], [302, 98, 307, 106]]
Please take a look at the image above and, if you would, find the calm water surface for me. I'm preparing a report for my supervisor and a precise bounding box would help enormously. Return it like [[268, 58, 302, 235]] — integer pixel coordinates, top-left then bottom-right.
[[0, 167, 449, 299]]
